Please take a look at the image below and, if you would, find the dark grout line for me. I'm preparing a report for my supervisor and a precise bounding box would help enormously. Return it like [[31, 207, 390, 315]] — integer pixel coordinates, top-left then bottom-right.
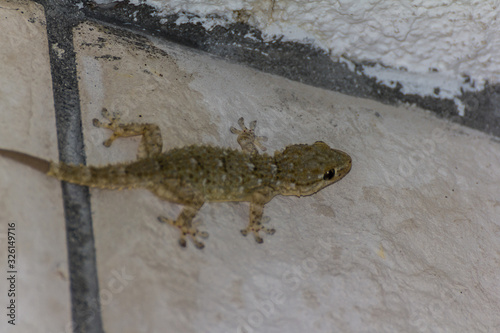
[[42, 1, 104, 332]]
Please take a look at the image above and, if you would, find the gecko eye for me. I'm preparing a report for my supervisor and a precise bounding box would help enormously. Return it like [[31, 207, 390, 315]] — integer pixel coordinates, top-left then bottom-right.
[[323, 169, 335, 180]]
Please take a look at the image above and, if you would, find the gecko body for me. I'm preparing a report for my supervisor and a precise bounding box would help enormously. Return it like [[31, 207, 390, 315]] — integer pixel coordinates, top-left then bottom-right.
[[1, 110, 352, 249]]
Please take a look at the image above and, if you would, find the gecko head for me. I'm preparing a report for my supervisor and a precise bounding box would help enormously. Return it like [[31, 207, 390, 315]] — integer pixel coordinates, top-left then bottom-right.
[[274, 141, 351, 196]]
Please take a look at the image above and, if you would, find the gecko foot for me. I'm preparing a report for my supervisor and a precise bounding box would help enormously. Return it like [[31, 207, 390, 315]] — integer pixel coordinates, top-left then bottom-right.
[[240, 219, 275, 244], [158, 216, 209, 249], [92, 108, 123, 147], [230, 117, 268, 154], [93, 108, 162, 158]]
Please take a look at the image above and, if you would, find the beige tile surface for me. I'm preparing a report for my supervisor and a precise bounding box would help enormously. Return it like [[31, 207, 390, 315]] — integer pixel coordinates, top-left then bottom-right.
[[74, 21, 500, 332], [0, 0, 71, 332]]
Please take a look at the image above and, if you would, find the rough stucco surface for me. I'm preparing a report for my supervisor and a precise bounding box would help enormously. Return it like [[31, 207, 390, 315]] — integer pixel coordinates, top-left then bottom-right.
[[72, 22, 500, 332], [116, 0, 500, 89], [84, 0, 500, 141], [0, 1, 71, 332]]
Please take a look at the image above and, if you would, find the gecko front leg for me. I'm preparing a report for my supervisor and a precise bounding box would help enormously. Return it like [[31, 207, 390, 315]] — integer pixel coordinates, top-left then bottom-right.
[[240, 192, 276, 243], [231, 118, 276, 244], [230, 117, 268, 154]]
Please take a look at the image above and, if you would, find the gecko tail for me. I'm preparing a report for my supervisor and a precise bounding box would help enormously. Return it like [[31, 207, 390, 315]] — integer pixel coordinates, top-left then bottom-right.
[[0, 148, 142, 190], [0, 148, 52, 174], [47, 160, 146, 189]]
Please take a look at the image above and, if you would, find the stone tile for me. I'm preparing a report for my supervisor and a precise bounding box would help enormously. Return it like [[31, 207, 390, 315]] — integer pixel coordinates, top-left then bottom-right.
[[0, 0, 71, 332], [74, 21, 500, 333]]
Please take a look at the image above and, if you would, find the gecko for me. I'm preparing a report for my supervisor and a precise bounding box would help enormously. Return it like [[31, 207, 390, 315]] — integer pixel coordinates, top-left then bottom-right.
[[0, 109, 352, 249]]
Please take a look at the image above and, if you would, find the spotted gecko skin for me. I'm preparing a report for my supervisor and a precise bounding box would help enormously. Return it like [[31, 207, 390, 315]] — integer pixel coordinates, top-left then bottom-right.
[[2, 109, 352, 249]]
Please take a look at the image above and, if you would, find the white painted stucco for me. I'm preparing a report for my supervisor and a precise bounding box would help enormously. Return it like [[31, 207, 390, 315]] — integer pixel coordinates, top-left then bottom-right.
[[94, 0, 500, 113]]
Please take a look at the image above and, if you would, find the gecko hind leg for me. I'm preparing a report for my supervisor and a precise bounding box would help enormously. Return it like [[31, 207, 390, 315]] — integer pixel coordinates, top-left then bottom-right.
[[158, 211, 209, 249], [230, 117, 268, 154], [152, 182, 209, 249], [93, 108, 163, 159]]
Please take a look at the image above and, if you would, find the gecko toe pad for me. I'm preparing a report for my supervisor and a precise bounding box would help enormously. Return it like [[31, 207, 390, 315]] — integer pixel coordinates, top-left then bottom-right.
[[240, 223, 275, 244], [230, 117, 268, 154], [158, 216, 209, 249]]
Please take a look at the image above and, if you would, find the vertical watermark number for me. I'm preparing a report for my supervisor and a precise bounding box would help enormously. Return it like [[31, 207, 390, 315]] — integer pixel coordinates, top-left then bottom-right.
[[6, 222, 16, 325]]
